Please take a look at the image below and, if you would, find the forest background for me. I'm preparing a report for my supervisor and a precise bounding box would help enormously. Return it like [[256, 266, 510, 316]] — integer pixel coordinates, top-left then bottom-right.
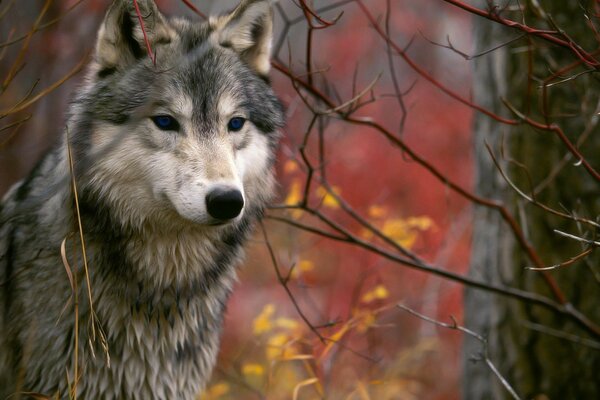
[[2, 1, 599, 399]]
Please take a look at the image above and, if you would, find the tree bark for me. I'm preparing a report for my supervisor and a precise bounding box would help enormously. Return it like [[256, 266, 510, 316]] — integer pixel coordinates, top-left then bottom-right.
[[465, 3, 600, 399]]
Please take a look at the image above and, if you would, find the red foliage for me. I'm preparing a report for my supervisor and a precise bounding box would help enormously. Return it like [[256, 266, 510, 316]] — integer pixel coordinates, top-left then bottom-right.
[[218, 2, 474, 398], [0, 1, 475, 398]]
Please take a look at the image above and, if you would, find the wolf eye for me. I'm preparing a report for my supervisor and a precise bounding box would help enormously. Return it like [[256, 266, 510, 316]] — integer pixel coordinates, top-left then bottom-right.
[[227, 117, 246, 132], [151, 115, 180, 131]]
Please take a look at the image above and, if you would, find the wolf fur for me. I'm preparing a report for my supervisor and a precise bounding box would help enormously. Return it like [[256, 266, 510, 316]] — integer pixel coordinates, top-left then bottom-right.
[[0, 0, 283, 398]]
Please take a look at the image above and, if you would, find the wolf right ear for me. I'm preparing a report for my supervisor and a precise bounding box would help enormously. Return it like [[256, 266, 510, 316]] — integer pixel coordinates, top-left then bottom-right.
[[95, 0, 175, 72], [213, 0, 275, 76]]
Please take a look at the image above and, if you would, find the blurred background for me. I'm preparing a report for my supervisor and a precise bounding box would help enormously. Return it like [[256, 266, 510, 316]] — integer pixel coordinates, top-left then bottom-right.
[[0, 1, 474, 399]]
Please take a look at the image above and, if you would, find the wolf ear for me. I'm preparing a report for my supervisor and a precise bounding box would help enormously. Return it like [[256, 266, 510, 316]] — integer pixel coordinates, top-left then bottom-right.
[[95, 0, 175, 71], [213, 0, 275, 76]]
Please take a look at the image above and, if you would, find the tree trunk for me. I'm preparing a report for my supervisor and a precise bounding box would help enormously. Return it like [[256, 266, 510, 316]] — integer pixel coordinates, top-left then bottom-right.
[[464, 3, 600, 399]]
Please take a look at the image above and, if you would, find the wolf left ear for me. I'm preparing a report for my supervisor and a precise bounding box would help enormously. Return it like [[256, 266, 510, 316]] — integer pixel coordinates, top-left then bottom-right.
[[95, 0, 175, 71], [213, 0, 275, 76]]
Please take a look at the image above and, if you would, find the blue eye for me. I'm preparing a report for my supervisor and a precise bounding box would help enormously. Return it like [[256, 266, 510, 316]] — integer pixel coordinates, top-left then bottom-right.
[[227, 117, 246, 132], [151, 115, 180, 131]]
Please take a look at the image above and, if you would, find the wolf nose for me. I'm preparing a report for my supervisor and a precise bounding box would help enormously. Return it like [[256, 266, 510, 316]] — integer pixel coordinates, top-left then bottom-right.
[[206, 188, 244, 220]]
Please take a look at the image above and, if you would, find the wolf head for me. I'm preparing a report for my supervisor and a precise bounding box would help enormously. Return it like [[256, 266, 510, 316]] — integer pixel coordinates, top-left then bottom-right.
[[70, 0, 283, 231]]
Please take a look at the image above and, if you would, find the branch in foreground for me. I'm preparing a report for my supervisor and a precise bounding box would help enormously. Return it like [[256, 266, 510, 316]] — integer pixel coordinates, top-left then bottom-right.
[[271, 60, 573, 313], [398, 304, 521, 400], [0, 53, 89, 118], [440, 0, 600, 67], [260, 220, 380, 363], [267, 210, 600, 338]]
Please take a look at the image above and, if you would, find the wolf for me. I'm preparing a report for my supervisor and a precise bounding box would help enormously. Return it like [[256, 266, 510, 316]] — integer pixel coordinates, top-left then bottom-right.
[[0, 0, 283, 398]]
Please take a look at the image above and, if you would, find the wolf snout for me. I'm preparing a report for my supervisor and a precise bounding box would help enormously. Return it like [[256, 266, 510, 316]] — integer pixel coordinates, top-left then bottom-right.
[[205, 187, 244, 220]]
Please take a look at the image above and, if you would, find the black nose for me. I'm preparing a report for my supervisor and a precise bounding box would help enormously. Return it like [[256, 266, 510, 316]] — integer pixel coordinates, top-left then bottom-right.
[[206, 188, 244, 220]]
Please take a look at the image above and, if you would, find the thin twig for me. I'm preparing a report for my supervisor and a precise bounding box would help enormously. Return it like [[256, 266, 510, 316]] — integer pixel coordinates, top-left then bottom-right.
[[0, 53, 88, 118], [398, 305, 522, 400]]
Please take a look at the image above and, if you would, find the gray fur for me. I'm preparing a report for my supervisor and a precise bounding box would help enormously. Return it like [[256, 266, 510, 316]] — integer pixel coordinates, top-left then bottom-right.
[[0, 0, 283, 398]]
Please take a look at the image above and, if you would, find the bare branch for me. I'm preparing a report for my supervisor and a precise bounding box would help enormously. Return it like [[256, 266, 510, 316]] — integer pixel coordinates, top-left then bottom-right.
[[398, 305, 522, 400]]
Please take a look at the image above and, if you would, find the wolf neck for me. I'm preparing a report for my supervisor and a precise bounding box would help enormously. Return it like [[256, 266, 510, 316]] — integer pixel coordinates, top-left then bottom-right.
[[77, 188, 252, 313], [59, 190, 255, 396]]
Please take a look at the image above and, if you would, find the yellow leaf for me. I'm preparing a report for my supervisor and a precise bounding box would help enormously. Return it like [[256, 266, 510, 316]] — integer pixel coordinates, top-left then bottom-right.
[[284, 179, 304, 218], [268, 332, 288, 346], [242, 363, 265, 376], [275, 317, 300, 331], [373, 285, 389, 299], [253, 304, 275, 335], [356, 311, 377, 333], [284, 159, 299, 174], [267, 333, 288, 360], [361, 285, 389, 304], [377, 216, 435, 249], [368, 205, 387, 218], [316, 186, 341, 209], [406, 216, 434, 230], [381, 218, 418, 249], [266, 333, 297, 360], [285, 180, 302, 206], [298, 260, 314, 272], [290, 259, 314, 279], [361, 228, 374, 240], [199, 382, 229, 400]]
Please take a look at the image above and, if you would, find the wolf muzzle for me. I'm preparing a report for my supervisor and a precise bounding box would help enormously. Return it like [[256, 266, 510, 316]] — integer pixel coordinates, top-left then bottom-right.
[[205, 187, 244, 220]]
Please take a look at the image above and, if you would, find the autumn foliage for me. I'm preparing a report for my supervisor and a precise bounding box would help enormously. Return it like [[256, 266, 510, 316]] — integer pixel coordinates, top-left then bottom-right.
[[9, 0, 578, 399], [208, 1, 474, 399]]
